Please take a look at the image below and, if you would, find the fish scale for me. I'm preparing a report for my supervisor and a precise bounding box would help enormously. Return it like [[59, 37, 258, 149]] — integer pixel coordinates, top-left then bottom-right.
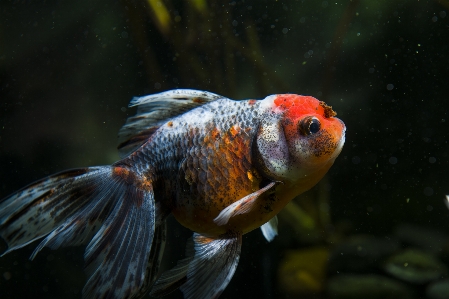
[[124, 99, 262, 231]]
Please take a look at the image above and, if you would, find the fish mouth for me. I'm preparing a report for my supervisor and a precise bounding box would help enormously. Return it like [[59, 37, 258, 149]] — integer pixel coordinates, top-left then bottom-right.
[[332, 120, 346, 159], [327, 117, 345, 160]]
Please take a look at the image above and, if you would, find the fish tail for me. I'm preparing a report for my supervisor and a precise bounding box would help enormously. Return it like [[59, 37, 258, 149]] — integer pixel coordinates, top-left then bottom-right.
[[0, 167, 107, 253], [0, 165, 158, 299]]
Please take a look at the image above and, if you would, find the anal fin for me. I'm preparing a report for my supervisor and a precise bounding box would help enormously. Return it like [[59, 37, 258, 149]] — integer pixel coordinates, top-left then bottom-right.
[[150, 232, 242, 299], [260, 216, 278, 242]]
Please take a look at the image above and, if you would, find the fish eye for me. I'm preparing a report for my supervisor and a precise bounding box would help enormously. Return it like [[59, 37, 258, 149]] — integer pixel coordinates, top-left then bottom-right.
[[298, 116, 321, 136]]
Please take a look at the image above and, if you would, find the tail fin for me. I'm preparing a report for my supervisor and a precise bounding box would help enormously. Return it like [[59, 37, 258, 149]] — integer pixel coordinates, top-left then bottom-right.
[[0, 166, 156, 299]]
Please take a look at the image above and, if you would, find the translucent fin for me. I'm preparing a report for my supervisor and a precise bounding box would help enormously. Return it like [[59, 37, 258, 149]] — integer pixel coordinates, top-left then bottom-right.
[[134, 219, 167, 298], [82, 184, 155, 299], [213, 182, 276, 226], [260, 216, 278, 242], [0, 167, 111, 254], [0, 165, 157, 299], [150, 237, 194, 297], [150, 232, 242, 299], [118, 89, 227, 157]]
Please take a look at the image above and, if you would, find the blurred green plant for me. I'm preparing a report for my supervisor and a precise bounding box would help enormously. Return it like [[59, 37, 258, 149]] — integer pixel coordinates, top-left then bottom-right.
[[122, 0, 292, 97]]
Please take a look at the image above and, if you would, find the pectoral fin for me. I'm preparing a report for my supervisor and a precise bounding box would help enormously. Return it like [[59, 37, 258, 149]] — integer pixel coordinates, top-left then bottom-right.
[[260, 216, 278, 242], [150, 232, 242, 299], [213, 182, 276, 226]]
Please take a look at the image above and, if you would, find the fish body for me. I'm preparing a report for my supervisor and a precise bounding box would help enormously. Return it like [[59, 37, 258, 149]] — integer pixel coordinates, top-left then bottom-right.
[[0, 89, 345, 299]]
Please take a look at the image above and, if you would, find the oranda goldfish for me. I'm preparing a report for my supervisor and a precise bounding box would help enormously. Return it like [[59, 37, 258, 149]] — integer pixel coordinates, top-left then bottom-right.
[[0, 89, 345, 299]]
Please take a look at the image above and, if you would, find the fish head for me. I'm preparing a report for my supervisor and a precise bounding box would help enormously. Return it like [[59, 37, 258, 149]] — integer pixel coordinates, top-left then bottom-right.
[[255, 94, 346, 182]]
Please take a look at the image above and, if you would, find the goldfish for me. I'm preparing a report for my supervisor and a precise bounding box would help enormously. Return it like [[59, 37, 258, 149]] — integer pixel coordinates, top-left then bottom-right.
[[0, 89, 345, 299]]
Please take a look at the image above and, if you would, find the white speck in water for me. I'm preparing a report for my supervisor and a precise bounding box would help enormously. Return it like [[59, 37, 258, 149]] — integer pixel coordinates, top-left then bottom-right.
[[369, 68, 375, 73], [424, 187, 434, 196], [429, 157, 436, 163], [154, 82, 161, 89], [352, 156, 361, 164], [357, 32, 360, 36], [387, 84, 394, 91], [300, 17, 306, 23], [427, 205, 433, 211]]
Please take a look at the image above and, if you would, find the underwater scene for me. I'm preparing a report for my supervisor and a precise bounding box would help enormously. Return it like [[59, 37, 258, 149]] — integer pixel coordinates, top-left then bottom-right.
[[1, 0, 449, 298]]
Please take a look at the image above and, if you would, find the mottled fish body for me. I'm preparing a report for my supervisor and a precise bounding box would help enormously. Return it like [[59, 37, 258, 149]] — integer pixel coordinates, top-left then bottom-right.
[[0, 89, 345, 299]]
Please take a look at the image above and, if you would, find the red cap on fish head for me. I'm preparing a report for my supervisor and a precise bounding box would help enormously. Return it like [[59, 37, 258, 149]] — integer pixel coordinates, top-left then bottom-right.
[[273, 94, 336, 120]]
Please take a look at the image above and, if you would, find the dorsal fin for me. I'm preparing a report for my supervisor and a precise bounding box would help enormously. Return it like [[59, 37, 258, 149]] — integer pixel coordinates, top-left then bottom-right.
[[117, 89, 227, 157]]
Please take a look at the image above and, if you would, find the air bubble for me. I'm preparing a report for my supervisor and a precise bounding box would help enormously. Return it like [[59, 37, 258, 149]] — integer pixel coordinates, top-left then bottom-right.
[[424, 187, 434, 196], [389, 157, 398, 164]]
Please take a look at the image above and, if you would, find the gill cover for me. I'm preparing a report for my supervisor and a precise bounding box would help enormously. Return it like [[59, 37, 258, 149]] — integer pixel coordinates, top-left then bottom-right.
[[253, 110, 291, 181]]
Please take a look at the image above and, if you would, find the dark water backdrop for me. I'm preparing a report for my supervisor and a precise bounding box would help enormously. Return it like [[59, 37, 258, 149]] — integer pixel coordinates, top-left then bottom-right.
[[1, 0, 449, 298]]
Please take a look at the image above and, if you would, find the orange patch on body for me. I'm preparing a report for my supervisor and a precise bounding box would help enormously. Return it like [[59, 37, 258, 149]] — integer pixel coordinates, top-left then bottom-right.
[[228, 125, 241, 138], [247, 170, 254, 182], [113, 166, 130, 178], [248, 99, 257, 105], [192, 97, 207, 103], [203, 127, 221, 144], [167, 121, 174, 127], [112, 166, 152, 192]]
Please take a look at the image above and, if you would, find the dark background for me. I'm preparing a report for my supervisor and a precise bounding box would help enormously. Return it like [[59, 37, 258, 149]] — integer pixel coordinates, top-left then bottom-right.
[[1, 0, 448, 298]]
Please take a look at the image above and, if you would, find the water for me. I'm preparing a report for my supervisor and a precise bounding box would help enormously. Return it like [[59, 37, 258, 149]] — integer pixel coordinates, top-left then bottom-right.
[[1, 1, 448, 298]]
